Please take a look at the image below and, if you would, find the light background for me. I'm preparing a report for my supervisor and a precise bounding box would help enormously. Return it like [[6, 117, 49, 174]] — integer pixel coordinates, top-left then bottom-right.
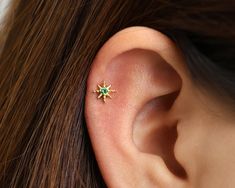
[[0, 0, 12, 28]]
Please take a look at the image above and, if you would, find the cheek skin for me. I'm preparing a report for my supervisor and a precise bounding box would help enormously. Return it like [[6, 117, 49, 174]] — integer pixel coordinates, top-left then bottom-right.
[[175, 109, 235, 188], [199, 120, 235, 188]]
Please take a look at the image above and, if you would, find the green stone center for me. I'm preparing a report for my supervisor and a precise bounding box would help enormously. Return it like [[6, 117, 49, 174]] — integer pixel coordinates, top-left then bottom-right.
[[100, 87, 109, 95]]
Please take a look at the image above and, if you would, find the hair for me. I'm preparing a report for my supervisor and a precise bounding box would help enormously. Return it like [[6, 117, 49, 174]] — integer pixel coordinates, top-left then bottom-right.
[[0, 0, 234, 187]]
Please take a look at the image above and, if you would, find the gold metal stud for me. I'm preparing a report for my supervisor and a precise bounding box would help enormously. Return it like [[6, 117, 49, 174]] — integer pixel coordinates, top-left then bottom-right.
[[93, 81, 116, 103]]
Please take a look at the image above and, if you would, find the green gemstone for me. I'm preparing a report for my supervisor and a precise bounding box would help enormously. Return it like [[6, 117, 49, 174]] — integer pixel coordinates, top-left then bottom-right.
[[100, 87, 109, 95]]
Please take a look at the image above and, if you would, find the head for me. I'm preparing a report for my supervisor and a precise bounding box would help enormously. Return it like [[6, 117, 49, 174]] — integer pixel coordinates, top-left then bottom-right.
[[0, 0, 235, 187]]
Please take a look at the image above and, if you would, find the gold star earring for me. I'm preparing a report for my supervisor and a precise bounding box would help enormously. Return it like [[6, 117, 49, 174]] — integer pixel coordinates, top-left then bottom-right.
[[93, 81, 116, 103]]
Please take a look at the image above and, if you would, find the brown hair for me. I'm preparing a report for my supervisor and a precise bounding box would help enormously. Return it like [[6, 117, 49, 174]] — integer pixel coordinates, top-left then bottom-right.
[[0, 0, 234, 187]]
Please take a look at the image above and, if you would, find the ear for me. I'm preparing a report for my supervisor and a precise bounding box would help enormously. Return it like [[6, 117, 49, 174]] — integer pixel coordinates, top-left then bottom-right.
[[85, 26, 190, 188]]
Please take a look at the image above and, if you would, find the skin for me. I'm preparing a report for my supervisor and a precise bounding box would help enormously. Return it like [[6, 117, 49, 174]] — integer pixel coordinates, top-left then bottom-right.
[[85, 26, 235, 188]]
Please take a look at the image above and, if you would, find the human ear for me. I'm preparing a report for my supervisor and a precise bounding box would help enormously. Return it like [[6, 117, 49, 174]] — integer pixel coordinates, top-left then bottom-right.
[[85, 26, 190, 188]]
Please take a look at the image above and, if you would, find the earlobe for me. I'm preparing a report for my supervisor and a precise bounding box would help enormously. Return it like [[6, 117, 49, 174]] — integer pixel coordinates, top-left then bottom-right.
[[85, 26, 189, 188]]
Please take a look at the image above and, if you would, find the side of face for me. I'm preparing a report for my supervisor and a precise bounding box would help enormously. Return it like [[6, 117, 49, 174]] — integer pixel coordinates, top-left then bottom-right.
[[174, 81, 235, 188]]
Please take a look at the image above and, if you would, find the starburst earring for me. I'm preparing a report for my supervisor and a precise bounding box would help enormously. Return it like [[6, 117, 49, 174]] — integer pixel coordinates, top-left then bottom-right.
[[93, 81, 116, 103]]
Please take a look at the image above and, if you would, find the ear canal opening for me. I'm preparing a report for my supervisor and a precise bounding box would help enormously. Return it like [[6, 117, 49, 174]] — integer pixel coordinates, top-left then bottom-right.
[[157, 120, 187, 178], [133, 91, 187, 179]]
